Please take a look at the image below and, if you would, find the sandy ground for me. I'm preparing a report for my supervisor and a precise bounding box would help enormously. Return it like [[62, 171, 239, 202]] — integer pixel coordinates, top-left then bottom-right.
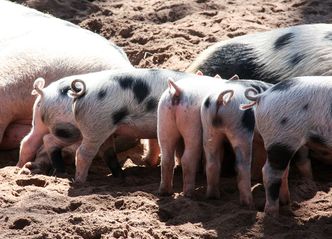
[[1, 0, 332, 238]]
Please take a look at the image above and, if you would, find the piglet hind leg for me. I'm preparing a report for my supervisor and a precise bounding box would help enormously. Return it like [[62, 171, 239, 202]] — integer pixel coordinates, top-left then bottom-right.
[[293, 146, 313, 179], [159, 141, 178, 196], [74, 139, 103, 184], [263, 142, 298, 217], [43, 134, 74, 176], [180, 128, 203, 198], [231, 136, 254, 208], [98, 138, 124, 178], [142, 139, 161, 167], [158, 110, 181, 196], [18, 124, 48, 168], [203, 131, 224, 200]]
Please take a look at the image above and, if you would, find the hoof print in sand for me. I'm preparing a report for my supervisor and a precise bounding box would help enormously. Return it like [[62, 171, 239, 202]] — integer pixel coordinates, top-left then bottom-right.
[[15, 178, 48, 187], [9, 218, 31, 230]]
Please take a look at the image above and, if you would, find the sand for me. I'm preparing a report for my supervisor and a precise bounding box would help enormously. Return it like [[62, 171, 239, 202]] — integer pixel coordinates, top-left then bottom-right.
[[1, 0, 331, 238]]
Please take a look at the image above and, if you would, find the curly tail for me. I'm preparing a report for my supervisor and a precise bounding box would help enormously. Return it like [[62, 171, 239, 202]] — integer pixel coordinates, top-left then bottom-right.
[[240, 88, 260, 110], [69, 79, 86, 99]]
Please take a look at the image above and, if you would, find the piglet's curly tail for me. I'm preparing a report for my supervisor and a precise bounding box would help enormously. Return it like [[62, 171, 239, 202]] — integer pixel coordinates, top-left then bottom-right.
[[69, 79, 86, 99], [240, 88, 261, 110]]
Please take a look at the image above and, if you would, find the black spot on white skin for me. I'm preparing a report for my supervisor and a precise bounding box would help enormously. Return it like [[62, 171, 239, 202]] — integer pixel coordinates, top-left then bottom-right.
[[268, 180, 282, 201], [41, 113, 46, 123], [271, 79, 297, 92], [212, 116, 222, 127], [132, 80, 151, 103], [145, 97, 158, 112], [50, 148, 65, 173], [267, 143, 295, 170], [274, 32, 294, 50], [241, 109, 255, 132], [97, 89, 107, 100], [309, 134, 326, 145], [118, 77, 134, 89], [204, 97, 211, 108], [303, 103, 309, 111], [191, 43, 281, 83], [53, 123, 81, 142], [59, 85, 71, 96], [324, 32, 332, 41], [280, 118, 288, 125], [112, 107, 129, 125], [171, 95, 181, 106], [290, 53, 305, 66]]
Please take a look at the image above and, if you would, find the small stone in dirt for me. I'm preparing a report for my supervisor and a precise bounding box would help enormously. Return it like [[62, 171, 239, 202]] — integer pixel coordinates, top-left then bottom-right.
[[114, 199, 125, 209]]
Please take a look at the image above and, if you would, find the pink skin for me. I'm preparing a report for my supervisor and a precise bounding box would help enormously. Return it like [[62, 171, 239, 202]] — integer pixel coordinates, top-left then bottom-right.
[[17, 98, 49, 168], [1, 1, 134, 162], [0, 121, 32, 150]]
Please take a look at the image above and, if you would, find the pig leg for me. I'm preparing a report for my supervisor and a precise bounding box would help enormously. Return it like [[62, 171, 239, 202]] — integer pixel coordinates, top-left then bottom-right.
[[158, 108, 181, 196], [43, 134, 74, 174], [75, 137, 108, 184], [142, 139, 161, 167], [20, 145, 52, 175], [203, 130, 224, 199], [179, 120, 202, 197], [279, 165, 290, 205], [263, 142, 298, 216], [98, 137, 123, 178], [17, 123, 48, 168], [251, 132, 266, 181], [228, 132, 254, 207], [293, 146, 313, 179]]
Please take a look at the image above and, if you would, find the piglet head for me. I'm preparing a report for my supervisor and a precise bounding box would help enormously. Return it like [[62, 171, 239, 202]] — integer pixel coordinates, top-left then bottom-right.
[[31, 77, 45, 96]]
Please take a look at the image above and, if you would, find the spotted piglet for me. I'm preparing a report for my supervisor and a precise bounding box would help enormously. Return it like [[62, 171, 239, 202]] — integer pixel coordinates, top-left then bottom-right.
[[68, 68, 201, 183], [200, 80, 272, 206], [187, 24, 332, 83], [242, 76, 332, 216]]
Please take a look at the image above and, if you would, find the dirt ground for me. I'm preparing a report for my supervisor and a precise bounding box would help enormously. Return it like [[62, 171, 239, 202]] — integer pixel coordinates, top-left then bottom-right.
[[1, 0, 332, 238]]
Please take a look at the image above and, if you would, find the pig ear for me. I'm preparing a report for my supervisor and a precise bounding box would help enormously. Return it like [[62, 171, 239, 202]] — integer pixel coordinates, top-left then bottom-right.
[[228, 74, 239, 81], [168, 78, 181, 97], [217, 90, 234, 106], [196, 70, 203, 76], [214, 74, 221, 79], [32, 77, 45, 96]]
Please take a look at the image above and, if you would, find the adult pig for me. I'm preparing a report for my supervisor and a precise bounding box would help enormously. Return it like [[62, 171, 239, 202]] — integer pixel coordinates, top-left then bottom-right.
[[0, 0, 133, 150], [187, 24, 332, 83]]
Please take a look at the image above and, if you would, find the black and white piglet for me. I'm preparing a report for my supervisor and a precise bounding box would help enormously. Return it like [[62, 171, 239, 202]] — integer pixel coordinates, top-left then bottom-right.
[[242, 76, 332, 216], [187, 24, 332, 83]]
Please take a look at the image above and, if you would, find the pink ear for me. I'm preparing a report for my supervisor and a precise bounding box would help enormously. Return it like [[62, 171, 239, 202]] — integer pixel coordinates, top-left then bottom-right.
[[32, 77, 45, 96], [196, 70, 203, 76], [228, 74, 239, 81]]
